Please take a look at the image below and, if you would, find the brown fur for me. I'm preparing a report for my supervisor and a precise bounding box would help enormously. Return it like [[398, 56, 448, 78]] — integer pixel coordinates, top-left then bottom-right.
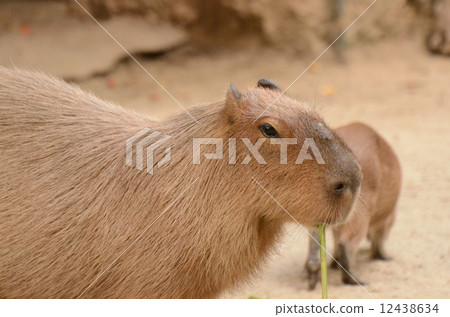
[[0, 67, 361, 298], [306, 122, 402, 288]]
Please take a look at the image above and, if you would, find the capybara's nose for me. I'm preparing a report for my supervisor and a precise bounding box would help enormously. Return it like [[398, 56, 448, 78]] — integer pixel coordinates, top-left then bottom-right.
[[330, 161, 362, 197], [330, 179, 358, 196]]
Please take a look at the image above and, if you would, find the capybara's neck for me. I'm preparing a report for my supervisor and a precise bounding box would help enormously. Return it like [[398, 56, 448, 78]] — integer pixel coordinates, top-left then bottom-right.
[[112, 105, 286, 298]]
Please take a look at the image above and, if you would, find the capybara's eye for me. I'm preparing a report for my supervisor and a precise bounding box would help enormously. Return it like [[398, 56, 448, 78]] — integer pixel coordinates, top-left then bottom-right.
[[259, 123, 280, 138]]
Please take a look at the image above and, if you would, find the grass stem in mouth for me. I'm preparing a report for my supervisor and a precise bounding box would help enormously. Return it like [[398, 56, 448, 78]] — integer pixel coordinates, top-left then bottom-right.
[[319, 224, 328, 299]]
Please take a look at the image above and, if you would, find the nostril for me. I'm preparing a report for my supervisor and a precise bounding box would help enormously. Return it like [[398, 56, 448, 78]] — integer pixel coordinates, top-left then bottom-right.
[[334, 182, 346, 192]]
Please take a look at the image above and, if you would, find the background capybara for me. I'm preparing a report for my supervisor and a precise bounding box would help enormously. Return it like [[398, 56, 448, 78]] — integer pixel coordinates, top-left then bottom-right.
[[0, 68, 362, 298], [306, 122, 402, 289]]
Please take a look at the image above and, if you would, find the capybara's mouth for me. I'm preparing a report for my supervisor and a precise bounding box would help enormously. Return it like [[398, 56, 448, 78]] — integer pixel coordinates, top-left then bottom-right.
[[327, 186, 362, 226], [318, 208, 354, 226]]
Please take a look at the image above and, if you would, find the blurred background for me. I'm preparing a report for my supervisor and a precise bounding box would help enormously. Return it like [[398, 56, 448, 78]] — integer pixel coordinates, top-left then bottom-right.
[[1, 0, 448, 298]]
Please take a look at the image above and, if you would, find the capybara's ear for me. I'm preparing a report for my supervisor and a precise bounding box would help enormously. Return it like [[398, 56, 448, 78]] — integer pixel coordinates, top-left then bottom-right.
[[257, 78, 281, 91], [227, 83, 241, 100], [225, 83, 242, 122]]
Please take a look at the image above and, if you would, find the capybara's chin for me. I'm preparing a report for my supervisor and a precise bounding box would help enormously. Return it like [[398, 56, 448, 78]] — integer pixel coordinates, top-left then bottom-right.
[[327, 189, 361, 226]]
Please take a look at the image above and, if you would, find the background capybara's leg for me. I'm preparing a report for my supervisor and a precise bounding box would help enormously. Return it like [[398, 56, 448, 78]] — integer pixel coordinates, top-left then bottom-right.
[[369, 211, 396, 261], [305, 228, 320, 290], [330, 229, 342, 269], [337, 243, 367, 286], [334, 213, 371, 285]]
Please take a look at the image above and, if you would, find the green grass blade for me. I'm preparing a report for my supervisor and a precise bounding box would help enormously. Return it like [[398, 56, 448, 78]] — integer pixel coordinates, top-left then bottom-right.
[[318, 224, 328, 299]]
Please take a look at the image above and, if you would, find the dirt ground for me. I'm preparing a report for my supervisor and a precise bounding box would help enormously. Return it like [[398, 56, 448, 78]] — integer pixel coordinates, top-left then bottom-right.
[[69, 38, 449, 299]]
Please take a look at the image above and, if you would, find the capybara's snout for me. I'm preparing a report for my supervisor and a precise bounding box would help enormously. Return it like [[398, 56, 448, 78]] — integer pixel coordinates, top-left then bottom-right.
[[329, 155, 362, 198], [322, 141, 362, 225]]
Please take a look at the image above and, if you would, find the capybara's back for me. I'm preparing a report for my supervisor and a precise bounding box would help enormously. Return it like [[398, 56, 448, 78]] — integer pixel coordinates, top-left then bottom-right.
[[0, 67, 156, 298]]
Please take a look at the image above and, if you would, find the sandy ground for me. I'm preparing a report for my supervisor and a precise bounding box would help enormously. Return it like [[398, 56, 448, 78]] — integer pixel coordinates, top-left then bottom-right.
[[73, 39, 449, 299]]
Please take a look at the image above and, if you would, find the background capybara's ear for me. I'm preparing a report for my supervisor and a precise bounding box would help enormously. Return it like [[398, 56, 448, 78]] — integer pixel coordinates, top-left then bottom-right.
[[224, 83, 242, 122], [257, 78, 281, 91]]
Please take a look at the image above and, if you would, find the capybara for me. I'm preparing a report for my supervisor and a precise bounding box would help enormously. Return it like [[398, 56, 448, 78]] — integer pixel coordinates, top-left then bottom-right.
[[305, 122, 401, 289], [0, 67, 362, 298]]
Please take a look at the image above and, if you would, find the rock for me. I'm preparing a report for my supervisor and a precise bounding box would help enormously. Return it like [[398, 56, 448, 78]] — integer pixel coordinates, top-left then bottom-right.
[[0, 17, 187, 80], [426, 0, 450, 55]]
